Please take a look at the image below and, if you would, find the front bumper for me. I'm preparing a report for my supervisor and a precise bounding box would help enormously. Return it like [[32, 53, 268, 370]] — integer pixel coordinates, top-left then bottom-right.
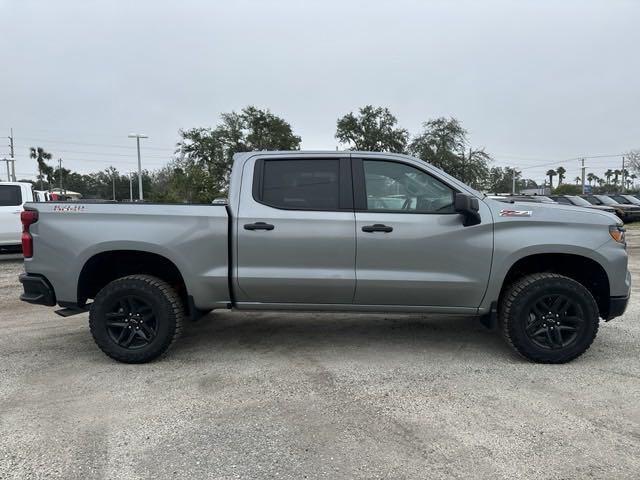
[[19, 273, 56, 306], [606, 295, 629, 321]]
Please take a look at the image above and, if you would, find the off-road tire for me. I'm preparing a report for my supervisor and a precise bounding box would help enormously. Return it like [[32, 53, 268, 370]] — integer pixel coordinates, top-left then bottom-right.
[[500, 273, 599, 364], [89, 275, 184, 363]]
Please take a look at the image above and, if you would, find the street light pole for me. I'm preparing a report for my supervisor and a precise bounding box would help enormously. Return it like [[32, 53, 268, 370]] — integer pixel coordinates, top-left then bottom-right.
[[128, 133, 148, 201], [129, 172, 133, 201]]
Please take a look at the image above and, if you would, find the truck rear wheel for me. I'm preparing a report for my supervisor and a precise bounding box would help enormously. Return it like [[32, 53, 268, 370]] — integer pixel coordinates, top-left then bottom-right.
[[89, 275, 184, 363], [500, 273, 599, 364]]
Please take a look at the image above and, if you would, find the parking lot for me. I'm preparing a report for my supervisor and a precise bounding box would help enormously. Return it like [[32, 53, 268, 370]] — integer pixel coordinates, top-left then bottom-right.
[[1, 237, 639, 480]]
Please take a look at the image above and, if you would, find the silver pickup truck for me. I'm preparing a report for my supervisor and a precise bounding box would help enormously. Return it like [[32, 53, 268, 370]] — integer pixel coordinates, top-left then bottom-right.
[[19, 151, 630, 364]]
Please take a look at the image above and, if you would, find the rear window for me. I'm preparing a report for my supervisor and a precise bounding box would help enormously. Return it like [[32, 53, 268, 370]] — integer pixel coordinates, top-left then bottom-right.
[[0, 185, 22, 206], [259, 159, 340, 210]]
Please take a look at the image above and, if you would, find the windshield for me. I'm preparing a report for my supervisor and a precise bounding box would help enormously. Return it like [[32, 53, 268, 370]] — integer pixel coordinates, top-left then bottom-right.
[[595, 195, 617, 206], [610, 195, 631, 204], [566, 195, 592, 207], [622, 195, 640, 205]]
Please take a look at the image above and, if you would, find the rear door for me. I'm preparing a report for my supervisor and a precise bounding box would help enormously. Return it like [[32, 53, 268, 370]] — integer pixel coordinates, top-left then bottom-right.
[[352, 157, 493, 309], [235, 155, 356, 304], [0, 184, 23, 245]]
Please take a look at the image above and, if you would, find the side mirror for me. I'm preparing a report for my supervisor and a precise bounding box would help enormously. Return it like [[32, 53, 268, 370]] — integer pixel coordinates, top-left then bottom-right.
[[454, 193, 481, 227]]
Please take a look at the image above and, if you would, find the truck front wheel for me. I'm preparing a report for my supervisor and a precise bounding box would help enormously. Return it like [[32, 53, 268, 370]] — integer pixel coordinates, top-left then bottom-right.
[[89, 275, 184, 363], [500, 273, 599, 364]]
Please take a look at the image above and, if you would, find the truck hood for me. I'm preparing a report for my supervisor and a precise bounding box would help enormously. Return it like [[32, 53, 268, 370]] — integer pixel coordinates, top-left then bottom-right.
[[482, 198, 621, 226]]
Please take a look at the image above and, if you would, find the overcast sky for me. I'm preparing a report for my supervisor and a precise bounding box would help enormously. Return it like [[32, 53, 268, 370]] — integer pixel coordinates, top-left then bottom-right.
[[1, 0, 639, 184]]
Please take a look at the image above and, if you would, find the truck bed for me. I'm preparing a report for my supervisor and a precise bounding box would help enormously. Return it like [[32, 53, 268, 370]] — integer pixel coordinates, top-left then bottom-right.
[[23, 202, 230, 310]]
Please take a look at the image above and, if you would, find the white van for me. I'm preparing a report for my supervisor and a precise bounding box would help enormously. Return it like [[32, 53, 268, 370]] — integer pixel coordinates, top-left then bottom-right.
[[0, 182, 35, 249]]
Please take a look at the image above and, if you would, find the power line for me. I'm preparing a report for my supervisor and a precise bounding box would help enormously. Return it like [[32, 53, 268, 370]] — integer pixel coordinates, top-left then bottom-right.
[[18, 136, 176, 152]]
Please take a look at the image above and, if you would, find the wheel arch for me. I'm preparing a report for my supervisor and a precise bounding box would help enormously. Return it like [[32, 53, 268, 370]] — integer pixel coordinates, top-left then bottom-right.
[[498, 253, 610, 318], [77, 250, 188, 309]]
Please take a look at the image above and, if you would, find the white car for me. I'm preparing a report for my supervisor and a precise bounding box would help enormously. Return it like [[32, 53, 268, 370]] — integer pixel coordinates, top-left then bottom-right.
[[0, 182, 35, 250]]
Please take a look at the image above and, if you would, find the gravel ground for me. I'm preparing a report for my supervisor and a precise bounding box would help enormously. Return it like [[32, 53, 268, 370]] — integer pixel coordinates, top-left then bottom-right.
[[1, 239, 639, 480]]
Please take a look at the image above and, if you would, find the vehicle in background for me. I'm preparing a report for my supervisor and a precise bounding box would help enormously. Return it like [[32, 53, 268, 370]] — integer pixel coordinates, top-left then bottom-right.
[[20, 151, 630, 365], [608, 194, 640, 207], [582, 195, 640, 222], [549, 195, 617, 214], [485, 195, 512, 203], [0, 182, 35, 251], [506, 195, 558, 204]]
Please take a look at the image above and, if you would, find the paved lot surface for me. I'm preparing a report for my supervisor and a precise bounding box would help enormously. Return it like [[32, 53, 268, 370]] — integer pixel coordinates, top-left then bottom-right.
[[1, 237, 639, 480]]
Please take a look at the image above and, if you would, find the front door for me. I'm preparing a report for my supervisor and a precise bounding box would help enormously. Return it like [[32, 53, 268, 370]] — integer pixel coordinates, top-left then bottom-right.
[[352, 157, 492, 308], [236, 156, 356, 305], [0, 185, 23, 246]]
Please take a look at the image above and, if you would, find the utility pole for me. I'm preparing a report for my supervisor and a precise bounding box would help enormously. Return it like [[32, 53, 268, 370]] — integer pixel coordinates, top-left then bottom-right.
[[128, 133, 148, 201], [112, 174, 116, 201], [581, 158, 586, 194], [621, 156, 626, 193], [2, 158, 10, 181], [8, 129, 15, 182], [129, 172, 133, 201]]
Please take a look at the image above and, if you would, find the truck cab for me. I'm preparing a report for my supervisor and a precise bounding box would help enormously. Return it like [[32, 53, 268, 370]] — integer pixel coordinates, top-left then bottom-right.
[[0, 182, 34, 250]]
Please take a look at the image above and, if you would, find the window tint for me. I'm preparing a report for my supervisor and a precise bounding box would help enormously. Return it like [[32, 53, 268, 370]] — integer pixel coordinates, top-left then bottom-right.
[[554, 197, 572, 205], [0, 185, 22, 206], [362, 160, 455, 213], [261, 159, 340, 210]]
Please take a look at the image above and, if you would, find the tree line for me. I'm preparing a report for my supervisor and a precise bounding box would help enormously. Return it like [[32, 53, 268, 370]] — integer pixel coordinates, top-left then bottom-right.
[[22, 105, 639, 202]]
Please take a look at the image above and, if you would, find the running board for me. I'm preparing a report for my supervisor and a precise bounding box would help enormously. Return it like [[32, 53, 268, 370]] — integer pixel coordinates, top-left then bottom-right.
[[55, 304, 90, 317]]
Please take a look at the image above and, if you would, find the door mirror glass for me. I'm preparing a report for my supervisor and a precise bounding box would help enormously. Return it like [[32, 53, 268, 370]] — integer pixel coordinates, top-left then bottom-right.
[[454, 193, 481, 226]]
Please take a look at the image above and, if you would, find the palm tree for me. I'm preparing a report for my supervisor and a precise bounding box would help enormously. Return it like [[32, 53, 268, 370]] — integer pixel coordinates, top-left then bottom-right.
[[605, 169, 613, 185], [556, 166, 566, 185], [587, 172, 595, 186], [30, 147, 53, 190], [574, 176, 581, 185], [631, 173, 638, 189], [613, 169, 621, 188], [546, 169, 557, 189]]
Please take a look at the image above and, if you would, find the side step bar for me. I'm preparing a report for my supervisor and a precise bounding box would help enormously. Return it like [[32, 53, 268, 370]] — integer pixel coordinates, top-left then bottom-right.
[[55, 304, 91, 318]]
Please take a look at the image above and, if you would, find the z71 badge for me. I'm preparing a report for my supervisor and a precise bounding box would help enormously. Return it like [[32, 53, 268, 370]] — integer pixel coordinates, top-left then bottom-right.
[[499, 209, 532, 217]]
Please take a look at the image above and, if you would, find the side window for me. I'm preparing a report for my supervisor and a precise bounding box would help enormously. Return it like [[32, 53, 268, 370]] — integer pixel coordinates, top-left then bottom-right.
[[0, 185, 22, 206], [259, 159, 341, 210], [555, 197, 571, 205], [362, 160, 455, 213]]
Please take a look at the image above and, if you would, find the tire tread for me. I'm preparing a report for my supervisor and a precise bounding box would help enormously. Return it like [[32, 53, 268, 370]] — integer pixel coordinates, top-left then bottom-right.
[[89, 274, 184, 363], [500, 273, 599, 364]]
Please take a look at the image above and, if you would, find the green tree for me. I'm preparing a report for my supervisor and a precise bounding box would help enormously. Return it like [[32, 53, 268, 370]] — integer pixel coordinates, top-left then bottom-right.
[[613, 169, 621, 187], [335, 105, 408, 153], [574, 176, 581, 185], [546, 169, 557, 188], [408, 117, 490, 189], [586, 172, 594, 186], [30, 147, 53, 190], [556, 166, 566, 185], [604, 169, 613, 185], [172, 106, 302, 201]]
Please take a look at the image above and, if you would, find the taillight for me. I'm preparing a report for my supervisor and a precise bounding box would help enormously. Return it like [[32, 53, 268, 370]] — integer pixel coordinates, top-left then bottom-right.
[[21, 210, 38, 258]]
